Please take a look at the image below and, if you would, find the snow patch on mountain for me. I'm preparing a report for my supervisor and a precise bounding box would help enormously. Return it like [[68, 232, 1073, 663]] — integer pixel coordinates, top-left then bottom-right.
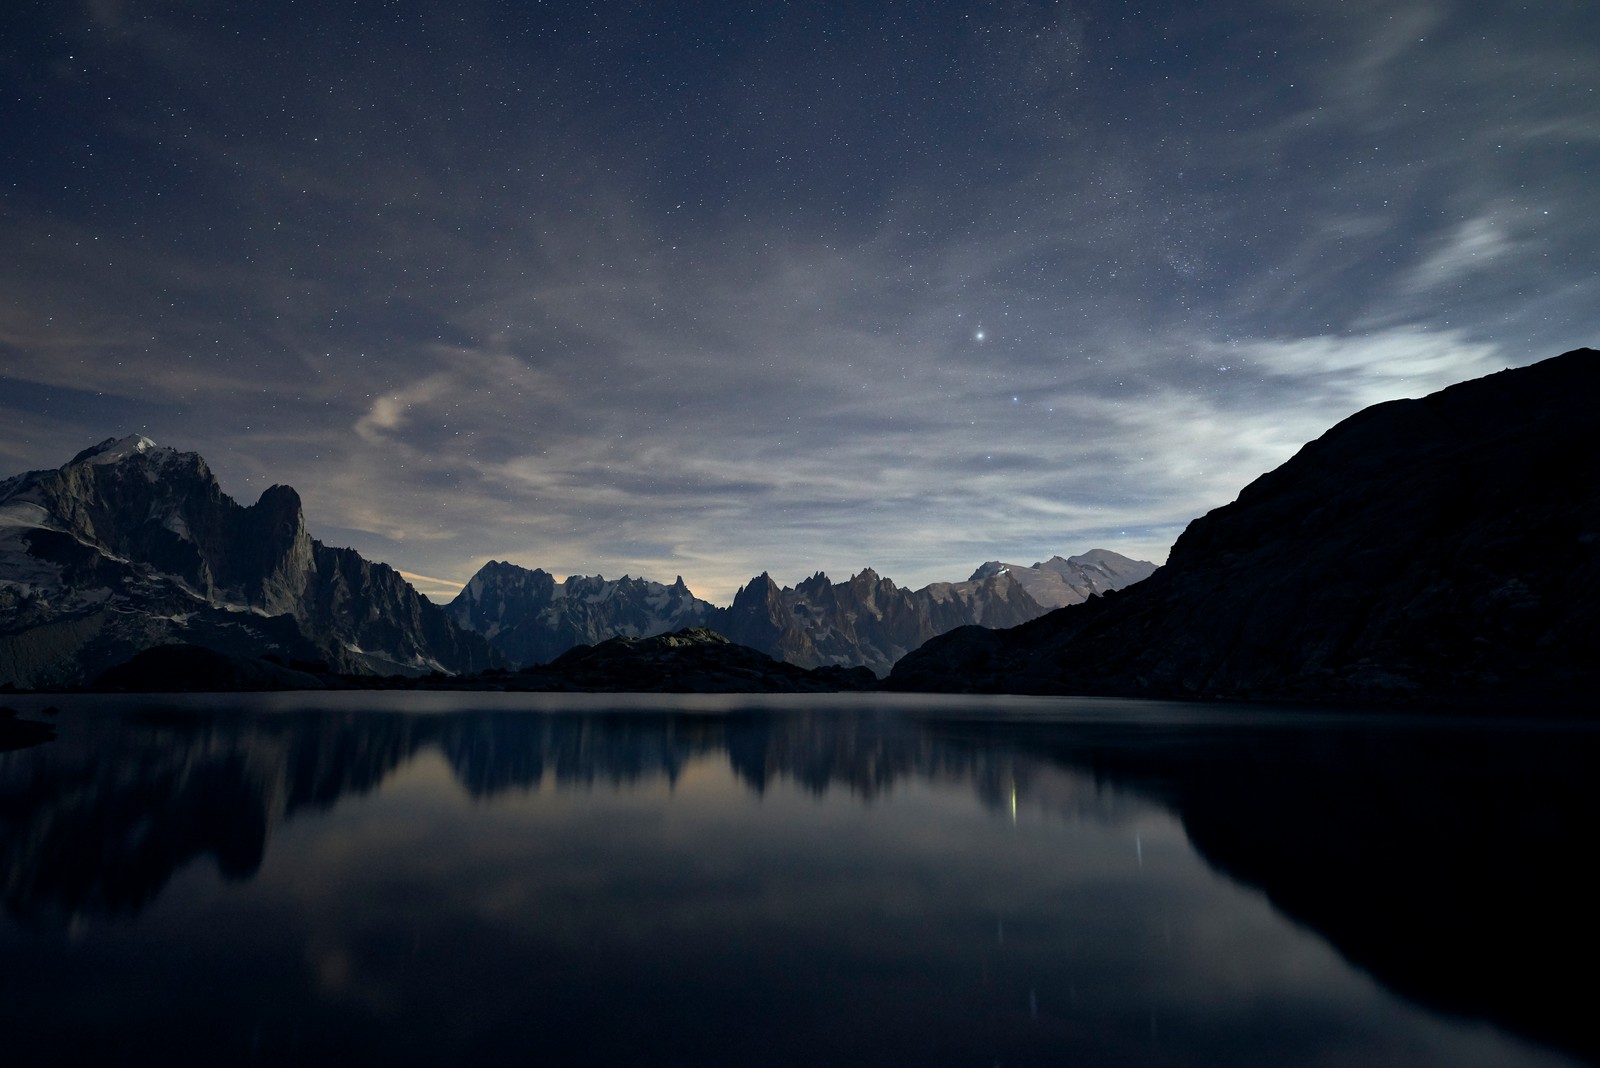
[[75, 435, 166, 466], [969, 550, 1157, 610], [0, 500, 53, 530]]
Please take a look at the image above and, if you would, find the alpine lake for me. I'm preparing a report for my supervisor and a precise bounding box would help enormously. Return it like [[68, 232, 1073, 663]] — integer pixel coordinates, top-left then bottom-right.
[[1, 691, 1594, 1067]]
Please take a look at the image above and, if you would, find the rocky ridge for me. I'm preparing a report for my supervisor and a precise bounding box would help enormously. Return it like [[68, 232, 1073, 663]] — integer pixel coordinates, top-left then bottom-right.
[[523, 626, 877, 692], [86, 628, 876, 694]]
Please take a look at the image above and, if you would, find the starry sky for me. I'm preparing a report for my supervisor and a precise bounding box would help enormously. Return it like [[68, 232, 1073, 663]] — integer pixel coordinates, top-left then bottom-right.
[[3, 0, 1597, 603]]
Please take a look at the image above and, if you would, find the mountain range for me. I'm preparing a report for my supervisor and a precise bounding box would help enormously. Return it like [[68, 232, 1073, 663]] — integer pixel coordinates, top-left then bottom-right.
[[18, 347, 1586, 701], [888, 347, 1600, 705], [446, 551, 1155, 677], [0, 435, 1152, 688]]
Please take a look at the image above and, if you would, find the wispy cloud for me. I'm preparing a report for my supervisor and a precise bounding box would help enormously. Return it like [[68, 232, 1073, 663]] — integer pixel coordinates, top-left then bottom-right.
[[1401, 217, 1514, 295], [3, 0, 1596, 606]]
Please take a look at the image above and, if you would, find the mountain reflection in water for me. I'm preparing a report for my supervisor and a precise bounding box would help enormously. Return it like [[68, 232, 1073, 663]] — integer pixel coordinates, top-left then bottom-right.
[[0, 695, 1593, 1067]]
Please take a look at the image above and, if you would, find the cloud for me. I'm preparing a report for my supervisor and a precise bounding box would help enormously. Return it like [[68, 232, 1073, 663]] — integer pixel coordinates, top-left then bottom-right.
[[353, 372, 457, 443], [3, 0, 1597, 608], [1234, 327, 1506, 409], [1401, 217, 1514, 294], [397, 571, 465, 601]]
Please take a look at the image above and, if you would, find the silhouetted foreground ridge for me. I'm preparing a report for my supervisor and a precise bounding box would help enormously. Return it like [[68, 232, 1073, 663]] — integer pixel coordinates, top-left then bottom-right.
[[889, 348, 1600, 704], [89, 628, 877, 693]]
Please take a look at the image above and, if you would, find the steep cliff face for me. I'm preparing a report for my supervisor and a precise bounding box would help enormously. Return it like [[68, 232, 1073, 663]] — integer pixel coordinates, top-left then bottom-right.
[[0, 436, 493, 686], [233, 484, 317, 616], [889, 348, 1600, 704], [717, 573, 790, 655], [303, 542, 495, 675]]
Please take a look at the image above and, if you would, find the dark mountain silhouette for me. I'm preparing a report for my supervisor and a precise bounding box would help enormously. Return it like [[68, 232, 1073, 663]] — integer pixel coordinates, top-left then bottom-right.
[[83, 629, 876, 694], [889, 348, 1600, 704], [520, 626, 876, 692]]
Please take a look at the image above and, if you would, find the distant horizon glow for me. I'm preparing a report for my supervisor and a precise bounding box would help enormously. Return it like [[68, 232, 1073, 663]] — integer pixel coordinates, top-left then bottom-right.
[[3, 1, 1596, 605]]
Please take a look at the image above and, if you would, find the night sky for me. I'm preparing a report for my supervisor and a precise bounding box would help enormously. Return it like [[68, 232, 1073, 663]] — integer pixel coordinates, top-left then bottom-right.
[[3, 1, 1596, 603]]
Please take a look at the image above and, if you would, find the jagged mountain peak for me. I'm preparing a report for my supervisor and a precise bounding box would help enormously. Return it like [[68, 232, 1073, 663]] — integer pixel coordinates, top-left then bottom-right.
[[253, 483, 302, 511], [794, 572, 832, 596], [742, 572, 780, 594], [68, 434, 168, 466]]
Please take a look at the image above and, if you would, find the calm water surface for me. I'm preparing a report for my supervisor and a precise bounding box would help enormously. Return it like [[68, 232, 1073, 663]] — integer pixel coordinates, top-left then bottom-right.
[[0, 692, 1593, 1066]]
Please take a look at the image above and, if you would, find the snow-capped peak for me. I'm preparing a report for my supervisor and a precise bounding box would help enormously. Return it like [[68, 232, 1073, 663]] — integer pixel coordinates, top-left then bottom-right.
[[73, 434, 166, 467]]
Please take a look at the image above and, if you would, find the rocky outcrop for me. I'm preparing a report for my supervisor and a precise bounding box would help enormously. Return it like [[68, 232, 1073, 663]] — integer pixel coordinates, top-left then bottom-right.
[[81, 627, 877, 693], [889, 348, 1600, 704], [0, 436, 495, 687], [515, 626, 877, 692], [447, 561, 716, 668]]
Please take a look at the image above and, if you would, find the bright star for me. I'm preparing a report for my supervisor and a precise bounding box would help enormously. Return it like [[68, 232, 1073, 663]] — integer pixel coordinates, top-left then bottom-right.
[[975, 329, 985, 341]]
